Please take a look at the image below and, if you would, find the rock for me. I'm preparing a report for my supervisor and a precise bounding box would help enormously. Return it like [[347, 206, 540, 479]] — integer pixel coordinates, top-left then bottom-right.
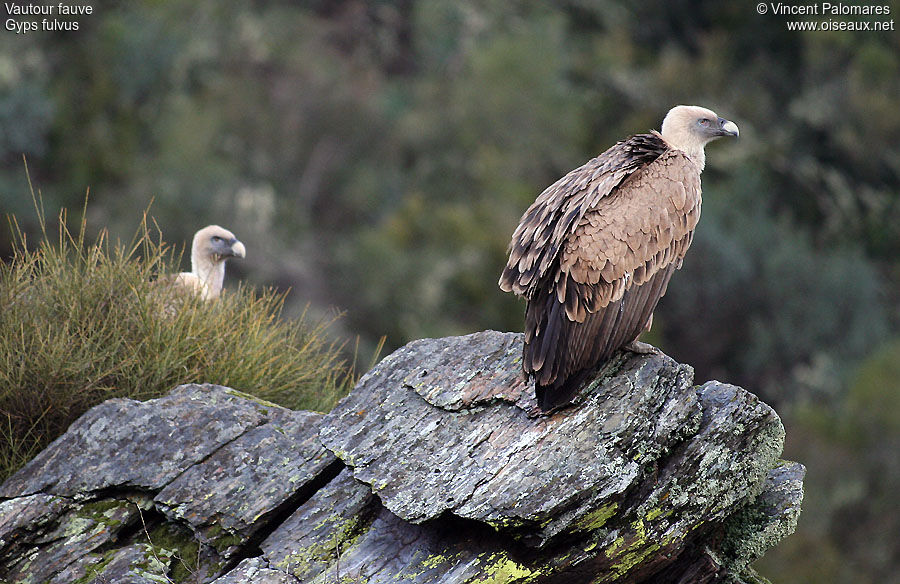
[[317, 331, 704, 544], [154, 405, 338, 557], [0, 384, 337, 583], [0, 494, 68, 556], [0, 332, 804, 583], [1, 495, 155, 584], [50, 542, 174, 584], [647, 461, 806, 584], [0, 385, 275, 498], [211, 558, 298, 584], [258, 468, 377, 581], [318, 332, 794, 582], [226, 468, 547, 583], [720, 460, 807, 574]]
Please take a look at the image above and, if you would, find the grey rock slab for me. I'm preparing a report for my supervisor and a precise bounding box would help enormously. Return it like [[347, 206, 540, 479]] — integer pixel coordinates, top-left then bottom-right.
[[640, 460, 805, 584], [0, 384, 273, 498], [212, 558, 299, 584], [259, 468, 541, 584], [721, 460, 806, 573], [547, 380, 787, 582], [320, 330, 701, 545], [0, 494, 69, 555], [261, 468, 377, 581], [310, 507, 533, 584], [0, 496, 152, 584], [396, 330, 536, 412], [46, 552, 109, 584], [649, 380, 786, 522], [155, 406, 338, 557], [48, 543, 174, 584]]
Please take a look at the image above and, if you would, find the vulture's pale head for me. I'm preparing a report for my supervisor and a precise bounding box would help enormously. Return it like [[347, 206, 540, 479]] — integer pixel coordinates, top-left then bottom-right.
[[660, 105, 739, 169], [192, 225, 246, 266], [180, 225, 246, 300]]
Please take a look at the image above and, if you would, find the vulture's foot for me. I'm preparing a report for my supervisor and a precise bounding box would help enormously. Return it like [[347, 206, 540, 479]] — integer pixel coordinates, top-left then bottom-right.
[[624, 341, 661, 356]]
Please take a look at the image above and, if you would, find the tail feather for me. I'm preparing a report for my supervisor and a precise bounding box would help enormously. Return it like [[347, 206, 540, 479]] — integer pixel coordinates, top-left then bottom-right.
[[525, 265, 680, 412], [525, 292, 564, 386], [535, 367, 601, 412]]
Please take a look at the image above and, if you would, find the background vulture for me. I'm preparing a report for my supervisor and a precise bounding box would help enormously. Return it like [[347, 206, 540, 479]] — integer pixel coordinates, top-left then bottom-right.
[[500, 105, 739, 411], [172, 225, 246, 300]]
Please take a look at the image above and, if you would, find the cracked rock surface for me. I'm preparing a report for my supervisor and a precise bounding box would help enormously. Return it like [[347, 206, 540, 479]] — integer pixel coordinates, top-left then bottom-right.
[[0, 384, 337, 583], [0, 331, 804, 583]]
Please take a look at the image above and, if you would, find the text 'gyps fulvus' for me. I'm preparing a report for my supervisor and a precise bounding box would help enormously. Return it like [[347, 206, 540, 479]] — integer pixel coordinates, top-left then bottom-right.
[[172, 225, 246, 300], [500, 105, 739, 412]]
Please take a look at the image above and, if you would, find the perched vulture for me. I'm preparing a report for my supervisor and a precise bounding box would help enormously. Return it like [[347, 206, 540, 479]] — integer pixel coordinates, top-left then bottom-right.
[[172, 225, 246, 300], [499, 105, 739, 412]]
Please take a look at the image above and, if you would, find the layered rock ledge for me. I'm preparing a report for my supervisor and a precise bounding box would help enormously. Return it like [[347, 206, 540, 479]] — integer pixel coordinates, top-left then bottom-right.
[[0, 331, 804, 583]]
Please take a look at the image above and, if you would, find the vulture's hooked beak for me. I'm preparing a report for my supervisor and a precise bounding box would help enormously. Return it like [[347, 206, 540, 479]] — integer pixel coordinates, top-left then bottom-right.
[[716, 117, 740, 138], [229, 239, 246, 259], [213, 237, 246, 260]]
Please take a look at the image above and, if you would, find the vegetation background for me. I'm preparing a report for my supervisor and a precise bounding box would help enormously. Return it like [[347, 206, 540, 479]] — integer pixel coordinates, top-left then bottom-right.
[[1, 1, 897, 582]]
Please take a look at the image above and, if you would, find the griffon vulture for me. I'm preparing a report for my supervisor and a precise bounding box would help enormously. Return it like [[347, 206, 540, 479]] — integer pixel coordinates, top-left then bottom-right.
[[172, 225, 246, 300], [499, 105, 739, 411]]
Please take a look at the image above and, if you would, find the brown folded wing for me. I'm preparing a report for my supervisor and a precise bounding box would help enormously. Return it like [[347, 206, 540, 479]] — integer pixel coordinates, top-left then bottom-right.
[[501, 135, 702, 410], [500, 133, 669, 298]]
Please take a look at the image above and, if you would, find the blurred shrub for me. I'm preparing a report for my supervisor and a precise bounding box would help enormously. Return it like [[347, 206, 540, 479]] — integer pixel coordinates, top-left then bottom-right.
[[331, 3, 585, 346], [661, 167, 888, 403], [0, 38, 56, 227], [755, 343, 900, 583], [847, 340, 900, 434], [0, 207, 350, 481]]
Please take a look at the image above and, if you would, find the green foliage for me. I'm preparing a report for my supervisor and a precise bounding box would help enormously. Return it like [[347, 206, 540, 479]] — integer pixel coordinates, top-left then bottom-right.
[[756, 346, 900, 583], [0, 208, 349, 482], [662, 168, 888, 402], [846, 340, 900, 435]]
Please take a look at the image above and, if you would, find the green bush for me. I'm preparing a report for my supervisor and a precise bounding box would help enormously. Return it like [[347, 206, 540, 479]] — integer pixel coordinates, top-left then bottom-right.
[[660, 169, 888, 404], [0, 208, 350, 481], [756, 346, 900, 583]]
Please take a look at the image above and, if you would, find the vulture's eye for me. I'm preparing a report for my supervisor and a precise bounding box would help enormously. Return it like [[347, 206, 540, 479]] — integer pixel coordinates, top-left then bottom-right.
[[211, 236, 222, 243], [699, 118, 711, 127]]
